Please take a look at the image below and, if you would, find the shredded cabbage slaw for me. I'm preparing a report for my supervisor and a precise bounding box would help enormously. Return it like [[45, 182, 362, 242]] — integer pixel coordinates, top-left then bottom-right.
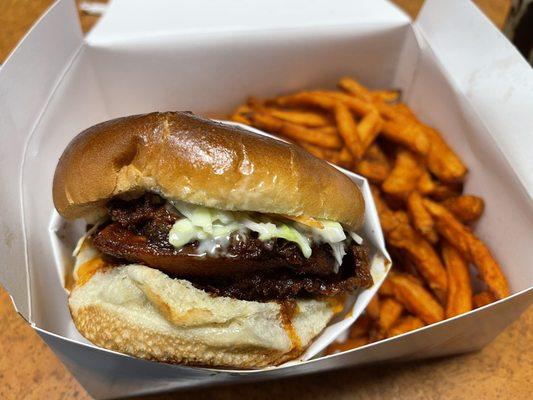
[[168, 200, 362, 266]]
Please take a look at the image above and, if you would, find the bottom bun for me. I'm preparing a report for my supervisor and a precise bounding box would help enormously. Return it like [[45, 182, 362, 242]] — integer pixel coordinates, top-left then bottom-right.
[[69, 250, 338, 368]]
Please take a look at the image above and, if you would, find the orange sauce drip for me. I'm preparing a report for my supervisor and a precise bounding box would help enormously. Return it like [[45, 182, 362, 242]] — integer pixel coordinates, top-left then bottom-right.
[[76, 258, 108, 286], [280, 214, 324, 229], [267, 213, 324, 229], [64, 268, 75, 292], [324, 294, 346, 315], [279, 300, 301, 351]]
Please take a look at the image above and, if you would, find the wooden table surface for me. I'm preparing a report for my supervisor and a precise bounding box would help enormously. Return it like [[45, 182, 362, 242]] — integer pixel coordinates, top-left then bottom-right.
[[0, 1, 531, 399]]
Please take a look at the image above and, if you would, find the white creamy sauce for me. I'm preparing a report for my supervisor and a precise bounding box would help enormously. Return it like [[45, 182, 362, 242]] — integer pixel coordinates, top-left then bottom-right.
[[195, 238, 228, 257], [194, 229, 248, 257]]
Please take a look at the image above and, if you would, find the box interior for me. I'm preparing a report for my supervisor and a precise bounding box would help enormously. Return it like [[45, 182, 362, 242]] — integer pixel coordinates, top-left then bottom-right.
[[4, 0, 531, 380], [0, 1, 531, 397]]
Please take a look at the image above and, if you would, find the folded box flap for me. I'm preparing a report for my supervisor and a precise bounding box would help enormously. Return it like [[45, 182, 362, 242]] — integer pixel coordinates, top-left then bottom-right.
[[87, 0, 410, 45], [0, 0, 83, 320], [415, 0, 533, 198]]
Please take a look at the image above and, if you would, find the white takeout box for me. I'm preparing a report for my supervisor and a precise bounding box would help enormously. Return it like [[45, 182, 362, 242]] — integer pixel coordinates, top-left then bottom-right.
[[0, 0, 532, 398]]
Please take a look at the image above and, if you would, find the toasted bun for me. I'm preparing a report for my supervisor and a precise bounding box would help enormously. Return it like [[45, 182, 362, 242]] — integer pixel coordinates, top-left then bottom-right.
[[69, 242, 336, 368], [53, 112, 364, 229]]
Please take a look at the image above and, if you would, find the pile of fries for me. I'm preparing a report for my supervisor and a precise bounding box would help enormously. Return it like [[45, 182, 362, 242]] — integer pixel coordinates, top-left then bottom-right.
[[229, 77, 510, 353]]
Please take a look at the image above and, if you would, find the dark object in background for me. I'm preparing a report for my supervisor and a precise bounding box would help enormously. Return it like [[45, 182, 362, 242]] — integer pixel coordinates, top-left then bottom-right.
[[506, 0, 533, 64]]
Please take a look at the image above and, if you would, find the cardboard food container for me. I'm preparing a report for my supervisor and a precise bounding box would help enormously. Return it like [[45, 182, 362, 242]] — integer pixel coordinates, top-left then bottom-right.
[[0, 0, 532, 398]]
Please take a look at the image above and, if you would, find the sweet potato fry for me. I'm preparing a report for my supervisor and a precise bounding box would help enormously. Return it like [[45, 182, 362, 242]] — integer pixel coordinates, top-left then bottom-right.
[[424, 126, 467, 183], [230, 104, 252, 125], [358, 111, 383, 151], [319, 91, 376, 116], [338, 146, 354, 169], [407, 191, 438, 243], [349, 314, 373, 339], [403, 272, 426, 287], [355, 144, 391, 183], [366, 295, 381, 320], [375, 101, 402, 121], [375, 102, 466, 182], [230, 113, 251, 125], [275, 91, 338, 110], [266, 108, 330, 127], [388, 316, 425, 337], [249, 112, 343, 149], [277, 89, 376, 116], [416, 170, 463, 200], [326, 336, 369, 354], [473, 291, 496, 308], [339, 76, 400, 106], [334, 102, 364, 159], [299, 142, 350, 167], [370, 185, 402, 232], [324, 151, 344, 166], [392, 103, 415, 118], [244, 96, 266, 112], [442, 242, 473, 318], [381, 120, 430, 155], [317, 126, 340, 136], [423, 199, 509, 299], [389, 248, 421, 278], [368, 327, 386, 342], [298, 141, 327, 158], [429, 181, 464, 200], [379, 104, 464, 180], [372, 90, 400, 103], [390, 232, 448, 303], [382, 150, 424, 199], [378, 297, 404, 332], [372, 188, 448, 301], [378, 278, 395, 297], [389, 274, 444, 324], [338, 76, 373, 102], [417, 169, 437, 195], [442, 195, 485, 224]]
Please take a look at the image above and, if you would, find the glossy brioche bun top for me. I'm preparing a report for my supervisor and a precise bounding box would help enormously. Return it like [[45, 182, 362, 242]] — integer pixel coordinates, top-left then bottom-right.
[[53, 112, 364, 229]]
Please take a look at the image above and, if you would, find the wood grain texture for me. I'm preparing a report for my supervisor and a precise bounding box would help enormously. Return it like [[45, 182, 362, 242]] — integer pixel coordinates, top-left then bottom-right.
[[0, 1, 527, 399]]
